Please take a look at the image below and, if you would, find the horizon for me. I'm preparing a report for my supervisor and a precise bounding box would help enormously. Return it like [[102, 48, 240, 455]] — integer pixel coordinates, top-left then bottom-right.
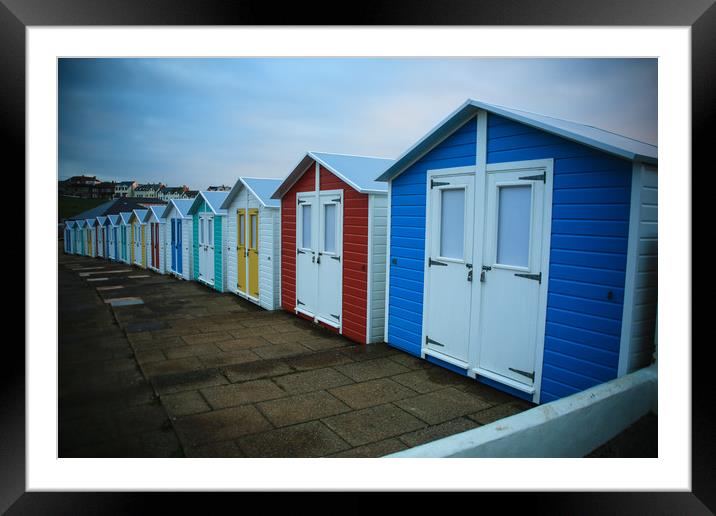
[[59, 58, 657, 187]]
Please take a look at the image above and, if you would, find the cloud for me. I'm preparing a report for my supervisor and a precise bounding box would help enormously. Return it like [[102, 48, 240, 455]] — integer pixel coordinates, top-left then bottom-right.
[[58, 58, 657, 186]]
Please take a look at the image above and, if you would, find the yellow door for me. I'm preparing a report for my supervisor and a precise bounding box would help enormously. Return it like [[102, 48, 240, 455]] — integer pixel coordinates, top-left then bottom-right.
[[237, 209, 247, 294], [141, 225, 146, 267], [87, 229, 92, 255], [248, 209, 259, 298], [129, 223, 135, 263]]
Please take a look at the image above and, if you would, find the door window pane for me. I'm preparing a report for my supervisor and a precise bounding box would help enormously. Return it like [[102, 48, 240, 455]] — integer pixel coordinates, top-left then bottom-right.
[[324, 204, 336, 253], [200, 219, 204, 244], [301, 204, 312, 249], [496, 185, 531, 267], [208, 218, 213, 246], [250, 215, 257, 249], [439, 188, 465, 259], [238, 214, 245, 245]]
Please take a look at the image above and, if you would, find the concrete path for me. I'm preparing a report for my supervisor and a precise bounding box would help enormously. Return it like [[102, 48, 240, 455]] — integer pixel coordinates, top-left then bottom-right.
[[59, 250, 531, 457]]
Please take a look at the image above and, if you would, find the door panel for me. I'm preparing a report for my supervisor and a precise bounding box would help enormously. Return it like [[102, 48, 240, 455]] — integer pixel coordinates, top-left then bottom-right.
[[171, 220, 176, 272], [207, 216, 215, 285], [248, 209, 259, 298], [476, 169, 546, 388], [296, 193, 318, 315], [424, 173, 475, 364], [316, 192, 342, 326], [141, 225, 146, 266], [177, 219, 182, 274], [237, 209, 247, 293]]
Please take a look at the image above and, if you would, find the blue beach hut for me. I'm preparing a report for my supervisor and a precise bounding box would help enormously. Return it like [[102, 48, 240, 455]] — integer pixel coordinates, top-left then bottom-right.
[[376, 99, 658, 404]]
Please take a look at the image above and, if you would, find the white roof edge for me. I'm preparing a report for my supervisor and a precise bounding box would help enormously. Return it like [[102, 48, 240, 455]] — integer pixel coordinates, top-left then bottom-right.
[[270, 154, 316, 199], [220, 177, 274, 209], [378, 99, 657, 181]]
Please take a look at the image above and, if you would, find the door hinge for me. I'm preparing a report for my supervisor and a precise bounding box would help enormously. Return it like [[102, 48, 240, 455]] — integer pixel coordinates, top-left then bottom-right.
[[330, 255, 340, 261], [509, 367, 535, 381], [331, 197, 341, 203], [430, 179, 449, 189], [514, 271, 542, 283], [428, 258, 448, 267], [330, 313, 340, 320], [297, 249, 305, 254], [297, 299, 305, 306], [425, 336, 445, 347], [297, 199, 306, 204], [518, 172, 546, 183]]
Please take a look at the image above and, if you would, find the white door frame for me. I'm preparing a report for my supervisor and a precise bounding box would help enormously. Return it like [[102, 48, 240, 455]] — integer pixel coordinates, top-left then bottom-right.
[[466, 158, 553, 403], [420, 166, 476, 369]]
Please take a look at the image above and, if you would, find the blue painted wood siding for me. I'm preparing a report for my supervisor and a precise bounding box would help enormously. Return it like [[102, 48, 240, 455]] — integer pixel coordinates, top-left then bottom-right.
[[486, 114, 631, 402], [387, 113, 632, 403], [387, 117, 477, 355]]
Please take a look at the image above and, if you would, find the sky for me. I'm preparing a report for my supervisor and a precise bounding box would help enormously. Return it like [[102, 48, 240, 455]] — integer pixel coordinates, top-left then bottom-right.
[[58, 58, 657, 188]]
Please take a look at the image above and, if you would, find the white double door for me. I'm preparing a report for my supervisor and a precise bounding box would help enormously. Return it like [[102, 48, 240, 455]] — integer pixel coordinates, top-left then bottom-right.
[[424, 163, 550, 393], [295, 190, 343, 327], [198, 214, 215, 285]]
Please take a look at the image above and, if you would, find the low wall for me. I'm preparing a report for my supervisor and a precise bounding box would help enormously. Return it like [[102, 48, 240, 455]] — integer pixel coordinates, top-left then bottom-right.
[[387, 364, 657, 458]]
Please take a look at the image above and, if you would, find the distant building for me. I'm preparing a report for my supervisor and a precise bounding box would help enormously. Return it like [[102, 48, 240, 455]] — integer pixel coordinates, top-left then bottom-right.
[[132, 183, 164, 198], [58, 175, 115, 199], [184, 190, 199, 199], [115, 181, 137, 198], [158, 185, 190, 200], [207, 185, 231, 192]]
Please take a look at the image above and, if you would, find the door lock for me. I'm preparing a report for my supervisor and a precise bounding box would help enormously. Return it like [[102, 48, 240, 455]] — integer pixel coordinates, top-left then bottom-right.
[[316, 253, 321, 264]]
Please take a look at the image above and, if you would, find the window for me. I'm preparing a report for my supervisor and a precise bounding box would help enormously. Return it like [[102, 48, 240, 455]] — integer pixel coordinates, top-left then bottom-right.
[[301, 204, 312, 249], [439, 188, 465, 259], [207, 218, 213, 246], [238, 213, 245, 246], [199, 218, 204, 244], [496, 185, 532, 267], [250, 214, 257, 249], [324, 204, 336, 253]]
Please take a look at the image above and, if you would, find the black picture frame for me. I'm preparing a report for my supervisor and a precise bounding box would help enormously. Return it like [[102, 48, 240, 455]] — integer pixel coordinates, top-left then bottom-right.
[[5, 0, 708, 512]]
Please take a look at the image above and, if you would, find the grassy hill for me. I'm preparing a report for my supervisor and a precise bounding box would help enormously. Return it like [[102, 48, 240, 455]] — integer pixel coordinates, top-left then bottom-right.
[[58, 195, 108, 221]]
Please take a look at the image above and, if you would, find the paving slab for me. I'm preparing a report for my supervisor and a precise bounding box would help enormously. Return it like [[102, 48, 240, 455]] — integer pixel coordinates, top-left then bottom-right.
[[223, 359, 294, 383], [328, 438, 409, 458], [283, 349, 355, 371], [161, 390, 212, 417], [322, 404, 427, 447], [175, 405, 272, 448], [252, 342, 313, 360], [237, 421, 351, 458], [467, 400, 533, 425], [201, 379, 286, 409], [274, 368, 354, 395], [391, 367, 474, 394], [257, 391, 351, 427], [328, 378, 417, 410], [394, 387, 494, 425], [397, 417, 482, 447], [335, 357, 411, 382]]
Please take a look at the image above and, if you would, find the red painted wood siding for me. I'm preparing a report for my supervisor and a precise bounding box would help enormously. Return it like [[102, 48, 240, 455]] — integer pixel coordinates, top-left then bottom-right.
[[280, 166, 316, 312], [279, 161, 370, 344], [319, 165, 368, 344]]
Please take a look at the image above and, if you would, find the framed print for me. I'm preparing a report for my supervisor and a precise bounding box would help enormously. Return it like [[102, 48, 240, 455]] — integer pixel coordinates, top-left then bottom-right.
[[5, 0, 708, 512]]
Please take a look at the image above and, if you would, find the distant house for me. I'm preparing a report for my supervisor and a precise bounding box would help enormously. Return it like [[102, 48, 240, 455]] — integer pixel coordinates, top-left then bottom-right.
[[158, 185, 190, 200], [184, 190, 199, 199], [59, 175, 103, 198], [115, 181, 137, 198], [207, 185, 231, 192], [96, 181, 116, 199], [133, 183, 164, 198]]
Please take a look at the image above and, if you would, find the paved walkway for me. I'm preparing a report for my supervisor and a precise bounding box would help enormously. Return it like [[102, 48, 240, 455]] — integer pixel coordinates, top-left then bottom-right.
[[59, 250, 531, 457]]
